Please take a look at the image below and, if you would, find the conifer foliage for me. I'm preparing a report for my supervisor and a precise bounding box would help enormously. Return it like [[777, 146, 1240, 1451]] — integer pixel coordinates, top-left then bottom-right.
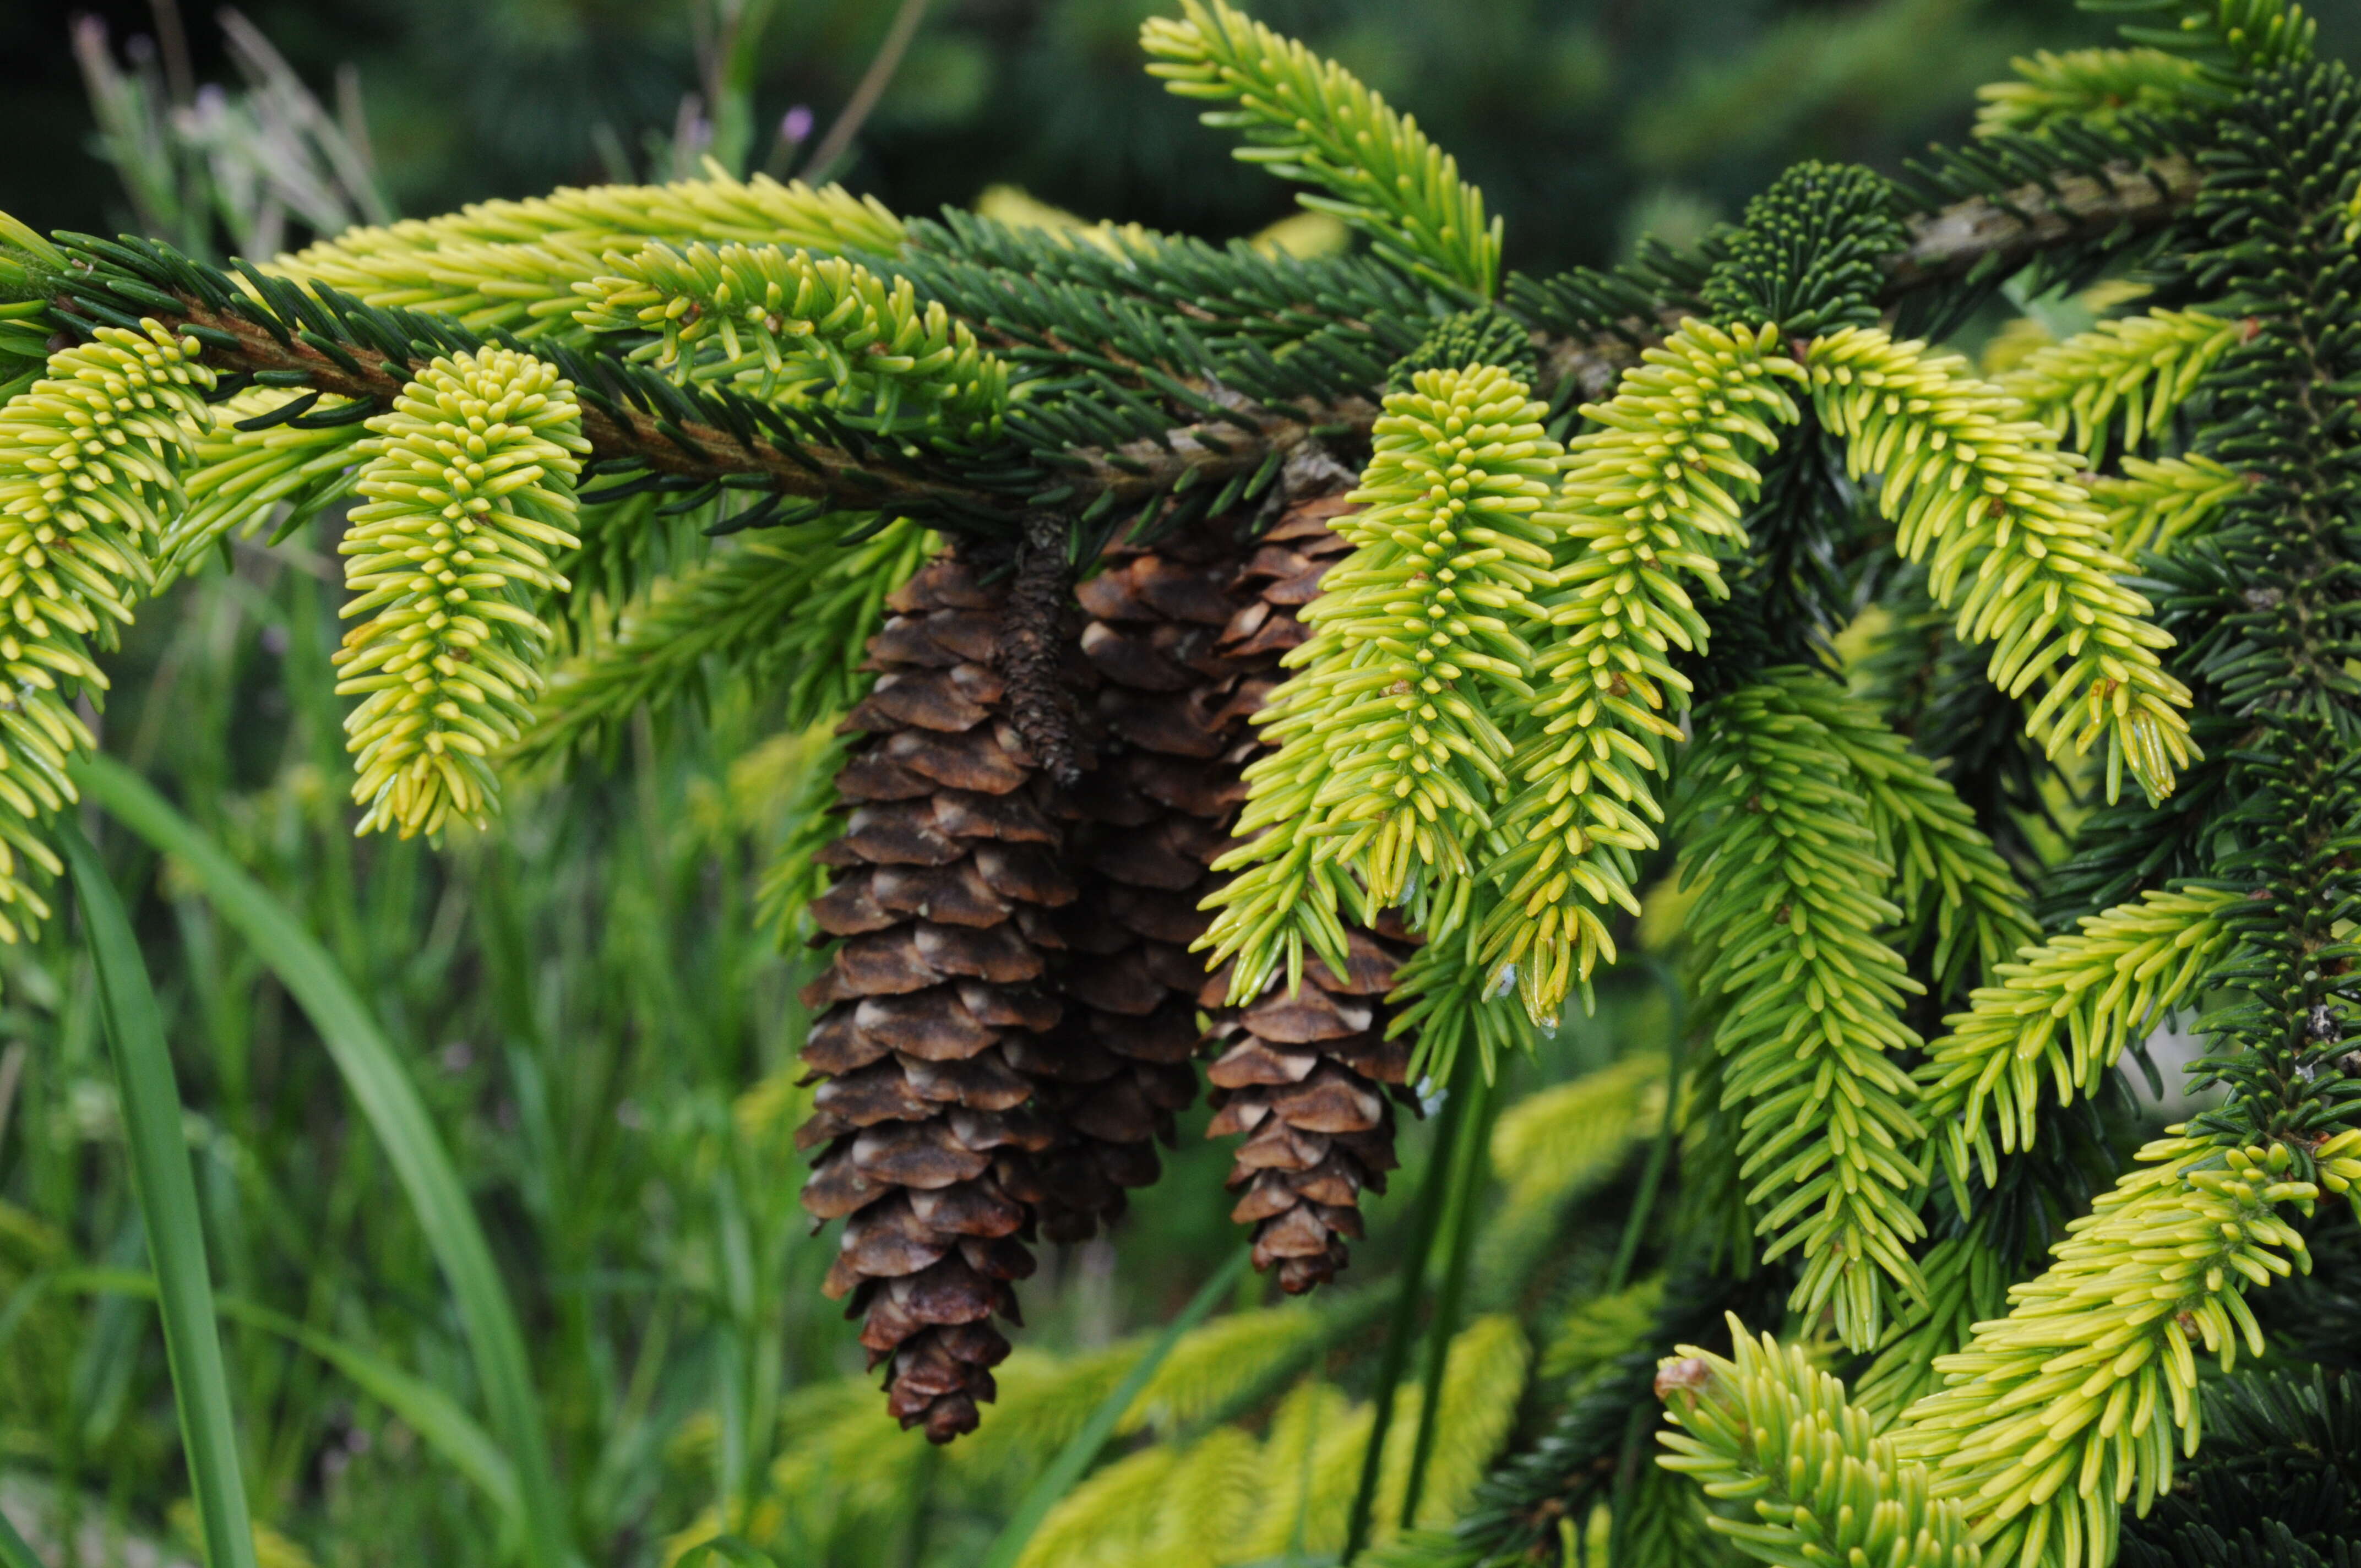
[[2, 0, 2359, 1561]]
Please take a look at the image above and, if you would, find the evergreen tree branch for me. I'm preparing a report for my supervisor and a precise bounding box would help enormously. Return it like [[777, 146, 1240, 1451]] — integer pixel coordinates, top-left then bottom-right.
[[507, 513, 927, 771], [1141, 0, 1502, 297], [157, 384, 372, 586], [1892, 1136, 2318, 1568], [21, 150, 2210, 546], [574, 242, 1009, 440], [1655, 1321, 1979, 1568], [1998, 306, 2242, 462], [1807, 325, 2196, 804], [1807, 685, 2041, 1001], [1202, 363, 1564, 999], [1475, 322, 1803, 1025], [1672, 669, 1930, 1352], [1917, 885, 2240, 1198], [2091, 453, 2248, 556], [1974, 48, 2224, 137], [0, 317, 214, 948], [333, 346, 587, 837], [267, 166, 905, 338], [1884, 154, 2202, 293]]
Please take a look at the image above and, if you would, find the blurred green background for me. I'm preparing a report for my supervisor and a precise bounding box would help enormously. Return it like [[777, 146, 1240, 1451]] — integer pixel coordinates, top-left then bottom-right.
[[3, 0, 2231, 269], [2, 2, 2334, 1566]]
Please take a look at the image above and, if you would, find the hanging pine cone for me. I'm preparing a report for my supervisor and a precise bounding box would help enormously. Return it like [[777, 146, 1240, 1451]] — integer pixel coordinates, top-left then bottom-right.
[[795, 551, 1072, 1443], [1035, 510, 1261, 1239], [1058, 470, 1419, 1295], [1199, 488, 1420, 1293]]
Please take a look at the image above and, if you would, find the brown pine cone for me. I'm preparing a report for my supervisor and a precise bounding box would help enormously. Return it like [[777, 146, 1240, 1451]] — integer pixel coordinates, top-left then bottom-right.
[[1064, 482, 1421, 1294], [1205, 491, 1424, 1293], [1034, 514, 1261, 1240], [796, 552, 1070, 1442]]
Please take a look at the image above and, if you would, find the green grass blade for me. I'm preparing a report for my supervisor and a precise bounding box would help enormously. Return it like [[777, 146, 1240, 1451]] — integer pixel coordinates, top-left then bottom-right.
[[74, 756, 571, 1568], [0, 1489, 45, 1568], [978, 1246, 1253, 1568], [59, 818, 259, 1568], [1397, 1067, 1499, 1528], [1342, 1050, 1478, 1561], [58, 1267, 522, 1529]]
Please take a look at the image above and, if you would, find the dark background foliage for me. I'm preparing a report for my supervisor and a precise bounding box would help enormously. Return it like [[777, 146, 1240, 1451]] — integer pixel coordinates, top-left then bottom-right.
[[1, 0, 2199, 271]]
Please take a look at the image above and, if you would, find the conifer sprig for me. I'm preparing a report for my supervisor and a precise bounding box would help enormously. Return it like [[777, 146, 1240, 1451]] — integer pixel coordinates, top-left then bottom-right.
[[159, 388, 372, 584], [1807, 688, 2040, 1000], [1672, 669, 1930, 1352], [1973, 47, 2222, 137], [509, 513, 928, 769], [1997, 307, 2240, 462], [574, 244, 1008, 439], [270, 167, 905, 338], [1805, 326, 2195, 804], [1476, 320, 1803, 1024], [1140, 0, 1501, 297], [1653, 1321, 1979, 1568], [1203, 363, 1563, 999], [2090, 453, 2247, 556], [333, 346, 588, 837], [1893, 1137, 2318, 1568], [1917, 886, 2241, 1194], [1852, 1223, 2012, 1427], [0, 317, 213, 941]]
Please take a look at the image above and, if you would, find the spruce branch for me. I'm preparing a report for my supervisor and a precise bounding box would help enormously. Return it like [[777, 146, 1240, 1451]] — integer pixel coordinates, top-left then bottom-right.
[[1671, 669, 1930, 1352], [1807, 687, 2041, 1001], [1974, 47, 2224, 137], [269, 166, 905, 339], [0, 317, 214, 946], [574, 243, 1008, 440], [1893, 1137, 2318, 1568], [1852, 1221, 2012, 1427], [1806, 325, 2196, 804], [1654, 1321, 1979, 1568], [157, 384, 371, 585], [1203, 363, 1564, 999], [1997, 306, 2241, 462], [1141, 0, 1501, 297], [26, 147, 2213, 547], [1916, 885, 2240, 1197], [1885, 153, 2202, 293], [2091, 453, 2248, 556], [508, 513, 928, 771], [333, 346, 588, 837], [1477, 321, 1803, 1025]]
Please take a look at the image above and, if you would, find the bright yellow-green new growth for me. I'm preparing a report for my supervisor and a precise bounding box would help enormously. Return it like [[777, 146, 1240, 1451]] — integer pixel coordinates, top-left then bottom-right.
[[1973, 47, 2216, 138], [1655, 1320, 1979, 1568], [2090, 453, 2246, 557], [1894, 1137, 2316, 1568], [270, 166, 905, 339], [159, 388, 372, 586], [1141, 0, 1501, 296], [1996, 307, 2239, 461], [0, 319, 214, 939], [1806, 326, 2194, 804], [1673, 671, 1929, 1352], [1853, 1221, 2011, 1426], [334, 347, 588, 838], [2318, 1127, 2361, 1226], [575, 243, 1007, 439], [1476, 319, 1802, 1023], [1203, 363, 1562, 1000], [1916, 885, 2240, 1196]]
